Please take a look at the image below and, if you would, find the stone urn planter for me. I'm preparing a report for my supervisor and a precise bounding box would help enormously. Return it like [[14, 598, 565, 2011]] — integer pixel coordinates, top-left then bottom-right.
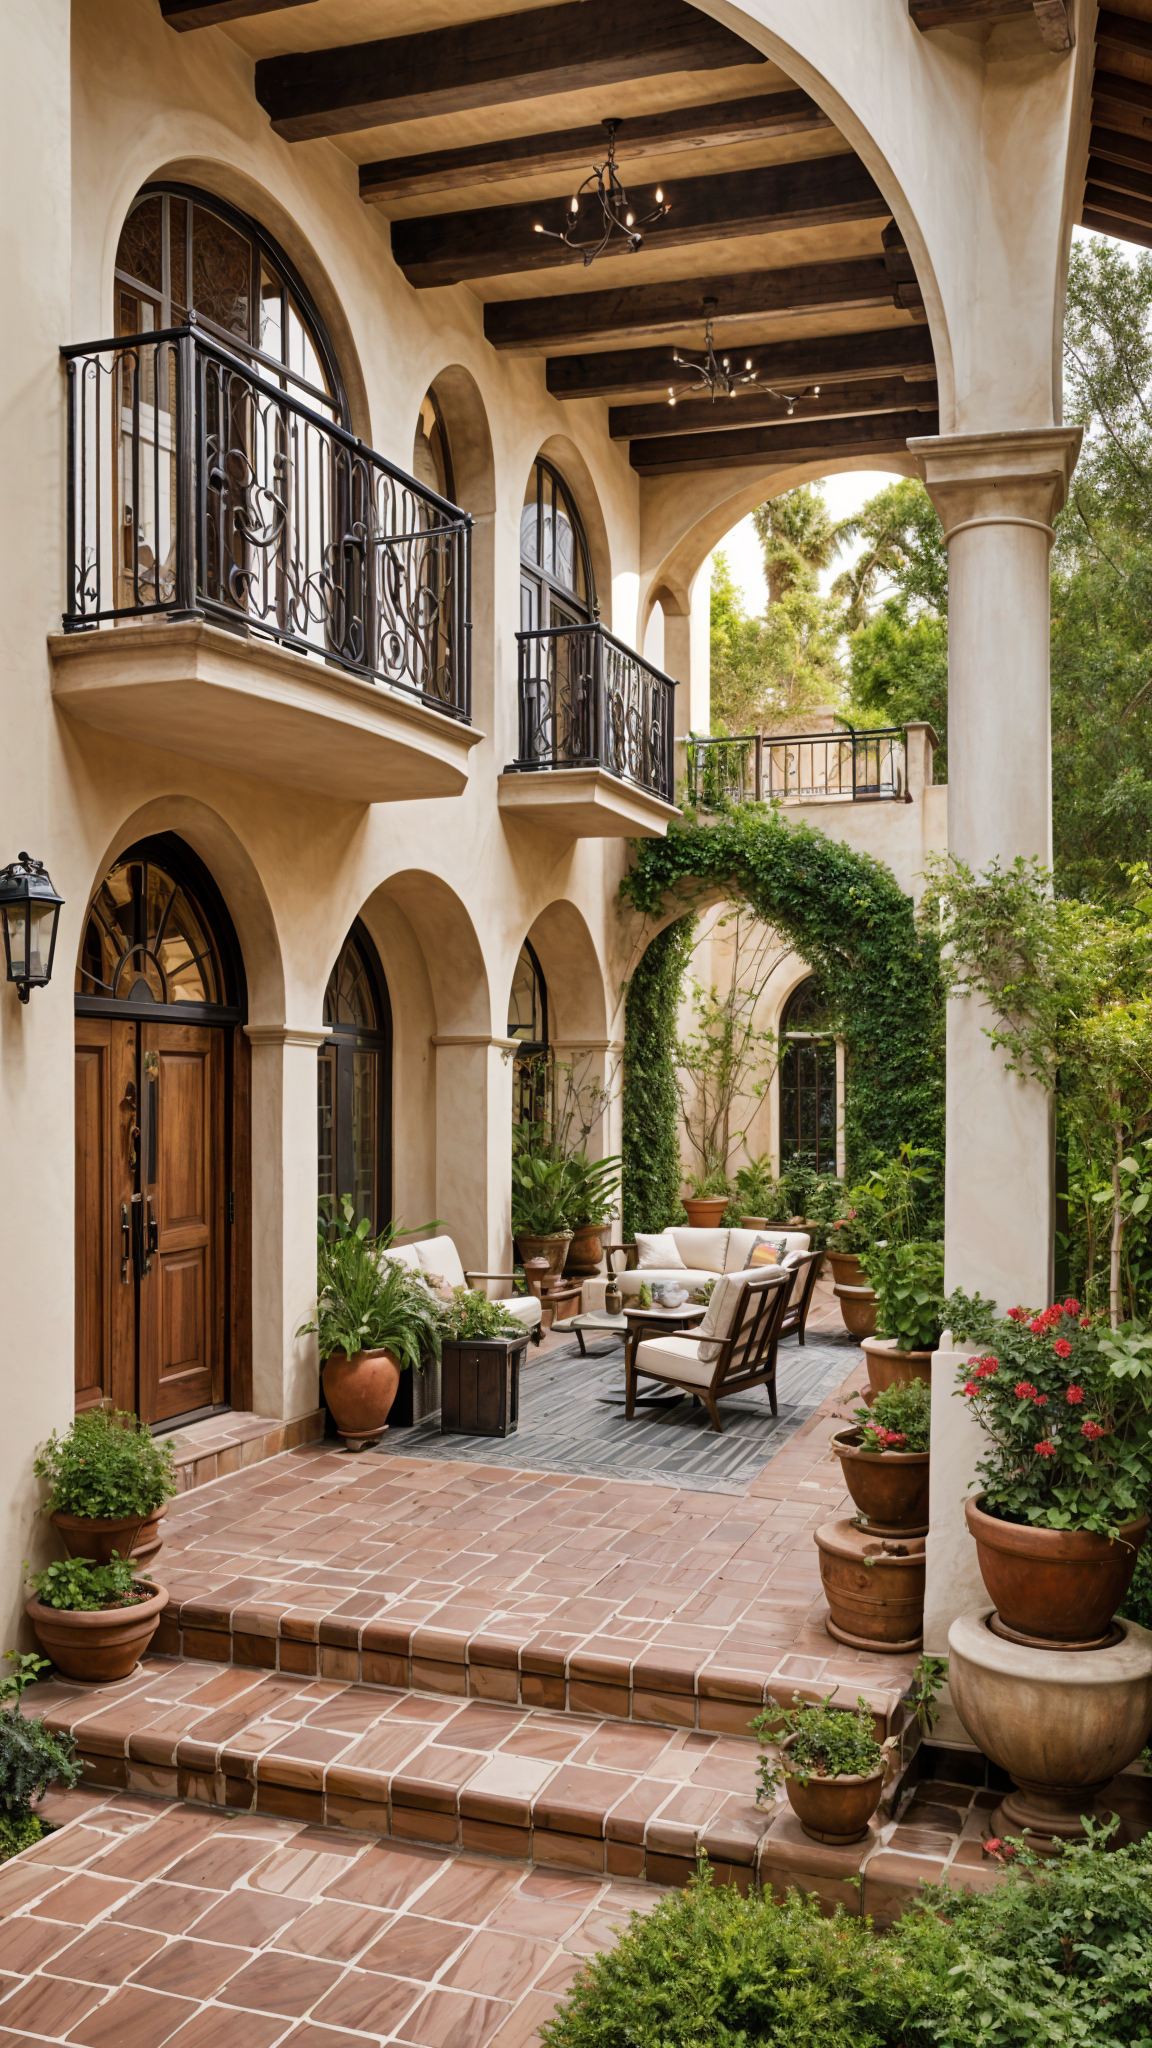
[[50, 1507, 166, 1571], [27, 1582, 169, 1684], [682, 1196, 729, 1229], [564, 1225, 604, 1279], [828, 1249, 867, 1289], [949, 1608, 1152, 1852], [834, 1282, 878, 1341], [964, 1495, 1149, 1648], [780, 1734, 887, 1846], [514, 1231, 572, 1282], [816, 1518, 925, 1652], [862, 1335, 932, 1401], [830, 1429, 930, 1537], [322, 1346, 402, 1452]]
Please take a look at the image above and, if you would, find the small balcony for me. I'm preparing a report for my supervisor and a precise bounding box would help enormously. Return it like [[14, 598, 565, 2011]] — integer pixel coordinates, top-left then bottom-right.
[[499, 623, 681, 839], [51, 323, 481, 803], [686, 725, 911, 809]]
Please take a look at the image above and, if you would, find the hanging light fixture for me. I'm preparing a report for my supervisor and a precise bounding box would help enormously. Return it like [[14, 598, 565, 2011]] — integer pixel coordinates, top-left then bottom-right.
[[533, 119, 670, 268], [0, 852, 64, 1002], [668, 299, 822, 410]]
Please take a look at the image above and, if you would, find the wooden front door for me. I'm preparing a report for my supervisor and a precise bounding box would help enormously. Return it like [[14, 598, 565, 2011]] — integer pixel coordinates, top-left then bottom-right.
[[74, 1016, 229, 1424]]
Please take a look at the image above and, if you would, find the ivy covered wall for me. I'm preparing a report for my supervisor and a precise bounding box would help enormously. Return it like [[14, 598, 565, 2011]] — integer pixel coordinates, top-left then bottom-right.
[[620, 810, 944, 1233]]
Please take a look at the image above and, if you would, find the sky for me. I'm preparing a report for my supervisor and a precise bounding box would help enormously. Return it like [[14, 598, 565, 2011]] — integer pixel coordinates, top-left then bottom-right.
[[717, 468, 904, 612]]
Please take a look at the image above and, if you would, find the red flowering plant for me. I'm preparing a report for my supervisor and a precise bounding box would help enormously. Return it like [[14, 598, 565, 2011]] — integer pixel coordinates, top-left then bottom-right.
[[946, 1289, 1152, 1538]]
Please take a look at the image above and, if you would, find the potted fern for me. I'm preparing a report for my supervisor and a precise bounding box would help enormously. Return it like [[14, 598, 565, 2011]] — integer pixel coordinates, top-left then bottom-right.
[[299, 1213, 443, 1451], [35, 1410, 177, 1570]]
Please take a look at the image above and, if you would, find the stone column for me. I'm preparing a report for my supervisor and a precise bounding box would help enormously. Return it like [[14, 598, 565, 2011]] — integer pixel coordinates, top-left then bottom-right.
[[244, 1024, 328, 1423], [910, 428, 1080, 1656], [432, 1035, 516, 1281]]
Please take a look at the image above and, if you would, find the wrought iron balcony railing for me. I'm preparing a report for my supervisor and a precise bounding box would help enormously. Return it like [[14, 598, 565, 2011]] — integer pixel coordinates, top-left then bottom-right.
[[509, 623, 677, 804], [61, 322, 472, 721], [687, 724, 909, 808]]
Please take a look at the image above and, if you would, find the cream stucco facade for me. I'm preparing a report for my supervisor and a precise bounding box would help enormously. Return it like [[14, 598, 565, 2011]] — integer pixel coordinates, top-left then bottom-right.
[[0, 0, 1095, 1658]]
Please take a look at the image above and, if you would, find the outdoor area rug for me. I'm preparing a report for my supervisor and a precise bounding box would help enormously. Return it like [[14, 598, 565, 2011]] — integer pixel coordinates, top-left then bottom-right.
[[375, 1331, 862, 1493]]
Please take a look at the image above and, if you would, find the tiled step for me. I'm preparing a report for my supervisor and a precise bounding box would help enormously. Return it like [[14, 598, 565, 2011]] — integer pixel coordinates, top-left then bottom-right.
[[21, 1664, 1022, 1927], [156, 1409, 325, 1494]]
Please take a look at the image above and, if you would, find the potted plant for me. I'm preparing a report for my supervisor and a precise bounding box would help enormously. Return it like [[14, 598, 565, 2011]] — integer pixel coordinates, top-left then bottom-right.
[[826, 1147, 941, 1332], [831, 1377, 931, 1535], [26, 1556, 168, 1684], [0, 1652, 81, 1860], [754, 1692, 896, 1845], [733, 1152, 778, 1228], [949, 1290, 1152, 1645], [300, 1216, 443, 1452], [682, 1161, 733, 1229], [563, 1150, 622, 1279], [860, 1239, 944, 1398], [511, 1138, 577, 1279], [439, 1288, 529, 1438], [35, 1409, 177, 1570]]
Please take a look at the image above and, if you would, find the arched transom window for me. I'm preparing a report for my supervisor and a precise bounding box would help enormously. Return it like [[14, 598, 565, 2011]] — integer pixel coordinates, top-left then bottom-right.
[[520, 458, 594, 635], [318, 925, 392, 1230], [779, 976, 838, 1175], [78, 847, 230, 1012]]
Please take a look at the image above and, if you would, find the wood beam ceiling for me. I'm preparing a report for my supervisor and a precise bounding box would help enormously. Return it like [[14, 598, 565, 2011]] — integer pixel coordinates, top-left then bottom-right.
[[1095, 8, 1152, 61], [484, 258, 899, 351], [909, 0, 1072, 47], [254, 0, 763, 143], [1082, 16, 1152, 250], [629, 406, 939, 475], [545, 323, 937, 399], [392, 153, 886, 288], [159, 0, 315, 24], [609, 375, 938, 441], [359, 90, 831, 205]]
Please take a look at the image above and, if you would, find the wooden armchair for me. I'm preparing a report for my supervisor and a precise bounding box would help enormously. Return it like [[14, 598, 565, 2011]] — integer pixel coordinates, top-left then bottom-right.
[[778, 1249, 824, 1347], [626, 1267, 791, 1434]]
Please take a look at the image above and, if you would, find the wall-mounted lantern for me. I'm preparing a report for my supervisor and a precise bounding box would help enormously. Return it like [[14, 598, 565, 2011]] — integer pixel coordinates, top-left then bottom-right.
[[0, 853, 64, 1003]]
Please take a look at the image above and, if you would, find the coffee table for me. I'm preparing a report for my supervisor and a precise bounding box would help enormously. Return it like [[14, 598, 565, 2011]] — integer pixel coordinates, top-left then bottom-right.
[[550, 1310, 627, 1357]]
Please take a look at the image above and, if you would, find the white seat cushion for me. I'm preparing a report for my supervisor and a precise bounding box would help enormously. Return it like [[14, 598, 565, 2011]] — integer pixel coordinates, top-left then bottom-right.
[[724, 1228, 810, 1273], [633, 1334, 716, 1388], [413, 1236, 467, 1290], [634, 1230, 687, 1270], [692, 1271, 745, 1362], [670, 1227, 730, 1272], [498, 1295, 541, 1329], [386, 1244, 420, 1272]]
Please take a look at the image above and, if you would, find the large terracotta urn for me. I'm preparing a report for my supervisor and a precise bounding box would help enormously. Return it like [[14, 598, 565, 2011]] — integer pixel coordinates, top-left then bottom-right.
[[564, 1225, 604, 1279], [815, 1518, 925, 1653], [28, 1583, 168, 1684], [322, 1346, 402, 1452], [834, 1283, 878, 1341], [830, 1429, 929, 1537], [861, 1336, 932, 1401], [514, 1231, 572, 1282], [50, 1506, 167, 1571], [682, 1196, 729, 1229], [780, 1735, 887, 1846], [964, 1496, 1149, 1648], [827, 1249, 867, 1289], [949, 1608, 1152, 1852]]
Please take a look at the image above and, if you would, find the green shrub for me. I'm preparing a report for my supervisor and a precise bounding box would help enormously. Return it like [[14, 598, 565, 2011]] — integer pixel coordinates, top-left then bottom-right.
[[438, 1288, 525, 1342], [1120, 1540, 1152, 1629], [851, 1375, 931, 1454], [29, 1555, 145, 1611], [754, 1693, 891, 1801], [299, 1225, 442, 1369], [863, 1239, 946, 1352], [0, 1653, 81, 1860], [34, 1409, 176, 1521], [621, 916, 696, 1239]]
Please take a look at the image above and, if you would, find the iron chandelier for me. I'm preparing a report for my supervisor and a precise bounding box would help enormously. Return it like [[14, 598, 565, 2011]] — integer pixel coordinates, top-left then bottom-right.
[[534, 119, 670, 268], [668, 299, 822, 410]]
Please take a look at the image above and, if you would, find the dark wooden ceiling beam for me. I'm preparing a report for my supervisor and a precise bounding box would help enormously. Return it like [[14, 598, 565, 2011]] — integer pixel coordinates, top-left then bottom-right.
[[1090, 125, 1152, 177], [392, 153, 885, 288], [255, 0, 763, 143], [1096, 8, 1152, 62], [159, 0, 315, 24], [546, 322, 936, 399], [1084, 179, 1152, 235], [487, 257, 898, 351], [1087, 155, 1152, 206], [360, 90, 831, 205], [1083, 203, 1152, 250], [909, 0, 1071, 44], [630, 406, 937, 475], [610, 374, 938, 441], [1093, 69, 1152, 125]]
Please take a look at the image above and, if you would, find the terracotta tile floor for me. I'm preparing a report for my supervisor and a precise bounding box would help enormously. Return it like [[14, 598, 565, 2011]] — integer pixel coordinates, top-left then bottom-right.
[[157, 1413, 325, 1496], [0, 1784, 666, 2046]]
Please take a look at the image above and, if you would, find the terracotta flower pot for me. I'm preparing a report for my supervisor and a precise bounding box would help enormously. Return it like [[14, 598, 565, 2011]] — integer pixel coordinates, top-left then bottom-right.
[[949, 1608, 1152, 1851], [964, 1495, 1150, 1647], [564, 1224, 604, 1279], [682, 1197, 729, 1229], [514, 1231, 572, 1281], [816, 1517, 925, 1652], [27, 1582, 168, 1684], [321, 1346, 402, 1452], [834, 1283, 878, 1340], [830, 1428, 930, 1536], [50, 1506, 167, 1572], [780, 1733, 886, 1846], [828, 1250, 867, 1288], [861, 1336, 932, 1399]]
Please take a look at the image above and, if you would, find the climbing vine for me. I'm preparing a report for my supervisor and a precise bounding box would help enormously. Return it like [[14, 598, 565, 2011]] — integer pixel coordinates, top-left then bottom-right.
[[620, 809, 944, 1228], [621, 914, 697, 1241]]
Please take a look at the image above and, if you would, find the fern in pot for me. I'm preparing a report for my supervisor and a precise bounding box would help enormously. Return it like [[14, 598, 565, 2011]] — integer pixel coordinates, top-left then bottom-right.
[[299, 1210, 443, 1452]]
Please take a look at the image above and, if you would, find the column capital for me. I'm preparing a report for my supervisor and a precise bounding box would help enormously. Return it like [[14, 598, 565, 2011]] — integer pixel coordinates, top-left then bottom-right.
[[907, 426, 1082, 542], [244, 1024, 327, 1050]]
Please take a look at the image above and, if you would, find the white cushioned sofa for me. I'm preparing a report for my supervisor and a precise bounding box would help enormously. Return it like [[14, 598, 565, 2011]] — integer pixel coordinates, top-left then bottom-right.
[[582, 1227, 810, 1312], [387, 1235, 542, 1333]]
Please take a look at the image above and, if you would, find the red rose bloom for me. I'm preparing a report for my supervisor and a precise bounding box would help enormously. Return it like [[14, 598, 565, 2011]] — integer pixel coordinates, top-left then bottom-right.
[[1007, 1307, 1026, 1323], [1029, 1319, 1044, 1336], [1064, 1298, 1081, 1315], [1065, 1385, 1084, 1404], [1053, 1338, 1072, 1359], [1034, 1440, 1057, 1457], [963, 1381, 978, 1399], [1014, 1381, 1039, 1401], [1082, 1420, 1107, 1441], [1032, 1393, 1049, 1407]]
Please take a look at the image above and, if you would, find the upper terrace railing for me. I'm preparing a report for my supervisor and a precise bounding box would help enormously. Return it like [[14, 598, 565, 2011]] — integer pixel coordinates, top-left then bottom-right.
[[62, 321, 472, 721], [686, 724, 909, 808], [510, 623, 677, 804]]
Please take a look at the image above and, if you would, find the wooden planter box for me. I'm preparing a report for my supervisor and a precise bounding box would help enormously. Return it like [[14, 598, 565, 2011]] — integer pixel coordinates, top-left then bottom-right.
[[441, 1334, 528, 1437]]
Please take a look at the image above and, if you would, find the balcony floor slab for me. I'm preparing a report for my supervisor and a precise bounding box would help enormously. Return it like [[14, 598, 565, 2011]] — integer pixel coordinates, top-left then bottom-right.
[[498, 769, 679, 839], [50, 621, 483, 803]]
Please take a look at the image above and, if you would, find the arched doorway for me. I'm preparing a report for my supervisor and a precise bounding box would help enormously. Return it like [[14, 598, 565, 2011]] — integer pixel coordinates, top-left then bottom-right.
[[507, 939, 548, 1129], [74, 834, 249, 1425], [318, 924, 393, 1231], [778, 976, 838, 1176]]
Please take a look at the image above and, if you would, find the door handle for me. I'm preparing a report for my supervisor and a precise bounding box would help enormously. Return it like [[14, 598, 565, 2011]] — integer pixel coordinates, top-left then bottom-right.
[[127, 1123, 139, 1171], [120, 1203, 131, 1283], [146, 1196, 159, 1262]]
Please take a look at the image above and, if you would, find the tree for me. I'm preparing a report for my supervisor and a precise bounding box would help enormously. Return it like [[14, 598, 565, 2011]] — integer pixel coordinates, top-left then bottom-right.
[[836, 478, 949, 771], [709, 485, 845, 735], [675, 907, 785, 1189]]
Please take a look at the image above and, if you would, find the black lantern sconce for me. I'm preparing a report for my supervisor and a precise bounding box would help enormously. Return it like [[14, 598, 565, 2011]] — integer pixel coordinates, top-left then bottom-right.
[[0, 853, 64, 1002]]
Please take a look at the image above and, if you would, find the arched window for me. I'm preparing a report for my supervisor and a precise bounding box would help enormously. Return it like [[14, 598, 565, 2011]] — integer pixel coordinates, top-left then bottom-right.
[[779, 976, 837, 1175], [520, 458, 594, 635], [412, 392, 455, 505], [76, 835, 243, 1020], [318, 925, 392, 1230], [508, 940, 548, 1128]]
